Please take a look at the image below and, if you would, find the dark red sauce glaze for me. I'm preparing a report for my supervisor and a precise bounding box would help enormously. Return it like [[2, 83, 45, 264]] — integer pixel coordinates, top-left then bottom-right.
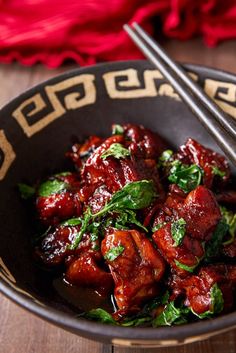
[[30, 124, 236, 325]]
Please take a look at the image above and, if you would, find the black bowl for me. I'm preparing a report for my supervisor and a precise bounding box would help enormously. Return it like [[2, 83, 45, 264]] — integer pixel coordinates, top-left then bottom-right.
[[0, 60, 236, 348]]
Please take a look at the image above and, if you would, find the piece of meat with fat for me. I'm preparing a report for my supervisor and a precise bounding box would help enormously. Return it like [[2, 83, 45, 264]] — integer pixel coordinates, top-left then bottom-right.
[[36, 173, 82, 226], [152, 186, 221, 276], [169, 264, 236, 315], [65, 254, 113, 295], [67, 135, 104, 169], [35, 225, 101, 266], [177, 138, 230, 189], [101, 228, 165, 312], [180, 185, 221, 241], [81, 131, 165, 209], [122, 123, 167, 159]]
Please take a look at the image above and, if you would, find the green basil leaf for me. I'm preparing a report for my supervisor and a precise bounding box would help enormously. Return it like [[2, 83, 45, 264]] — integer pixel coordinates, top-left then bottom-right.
[[152, 223, 166, 232], [61, 217, 82, 226], [205, 220, 229, 258], [142, 291, 170, 316], [211, 283, 224, 314], [110, 180, 155, 209], [171, 218, 186, 246], [38, 179, 68, 197], [101, 143, 130, 160], [69, 180, 155, 249], [220, 206, 236, 245], [104, 245, 125, 261], [158, 149, 173, 167], [175, 259, 198, 273], [54, 171, 72, 177], [18, 183, 35, 199], [90, 233, 99, 242], [84, 308, 116, 324], [121, 317, 152, 327], [112, 124, 124, 135], [152, 302, 189, 327], [192, 283, 224, 318], [212, 166, 226, 178], [94, 180, 156, 218], [168, 161, 203, 193], [124, 209, 148, 232], [68, 208, 92, 250]]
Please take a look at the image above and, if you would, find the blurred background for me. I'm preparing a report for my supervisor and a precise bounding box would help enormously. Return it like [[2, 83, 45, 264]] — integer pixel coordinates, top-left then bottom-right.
[[0, 0, 236, 66], [0, 0, 236, 106]]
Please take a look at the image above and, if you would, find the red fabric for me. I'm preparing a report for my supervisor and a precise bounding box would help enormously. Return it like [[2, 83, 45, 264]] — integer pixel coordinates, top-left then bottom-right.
[[0, 0, 236, 67]]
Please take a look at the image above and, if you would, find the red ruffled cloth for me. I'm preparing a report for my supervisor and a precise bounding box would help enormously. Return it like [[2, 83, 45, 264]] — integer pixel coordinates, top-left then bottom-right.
[[0, 0, 236, 67]]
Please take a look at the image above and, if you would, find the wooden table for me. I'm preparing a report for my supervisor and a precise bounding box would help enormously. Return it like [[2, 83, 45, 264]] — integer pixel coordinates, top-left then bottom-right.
[[0, 38, 236, 353]]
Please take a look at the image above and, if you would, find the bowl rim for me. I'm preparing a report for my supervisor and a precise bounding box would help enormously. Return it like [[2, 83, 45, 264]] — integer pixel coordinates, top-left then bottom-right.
[[0, 59, 236, 343]]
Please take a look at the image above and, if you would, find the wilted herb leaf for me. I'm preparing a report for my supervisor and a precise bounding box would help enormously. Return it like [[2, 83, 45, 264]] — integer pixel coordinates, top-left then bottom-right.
[[18, 183, 35, 199], [158, 149, 173, 167], [84, 308, 116, 324], [152, 223, 166, 232], [220, 206, 236, 245], [152, 302, 189, 327], [70, 180, 155, 249], [112, 124, 124, 135], [100, 180, 155, 213], [175, 259, 199, 273], [205, 220, 229, 259], [61, 217, 82, 226], [171, 218, 186, 246], [101, 143, 130, 160], [192, 283, 224, 318], [212, 166, 226, 178], [38, 179, 68, 197], [104, 245, 125, 261], [168, 161, 203, 193]]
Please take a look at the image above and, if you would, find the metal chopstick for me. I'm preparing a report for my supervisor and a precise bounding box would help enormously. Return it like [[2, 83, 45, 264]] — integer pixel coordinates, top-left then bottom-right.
[[124, 23, 236, 166], [132, 22, 236, 141]]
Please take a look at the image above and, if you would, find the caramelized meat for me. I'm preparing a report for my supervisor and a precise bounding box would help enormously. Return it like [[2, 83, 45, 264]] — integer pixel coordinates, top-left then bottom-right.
[[36, 173, 82, 226], [36, 192, 82, 226], [101, 228, 165, 311], [153, 223, 204, 277], [81, 129, 165, 210], [223, 238, 236, 258], [153, 186, 221, 276], [170, 264, 236, 315], [122, 123, 166, 159], [67, 135, 104, 169], [177, 138, 230, 189], [35, 226, 100, 266], [65, 254, 113, 295], [180, 186, 221, 240]]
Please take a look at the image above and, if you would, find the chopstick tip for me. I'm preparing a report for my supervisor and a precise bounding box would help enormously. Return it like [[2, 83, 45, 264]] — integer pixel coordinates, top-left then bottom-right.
[[123, 24, 130, 30]]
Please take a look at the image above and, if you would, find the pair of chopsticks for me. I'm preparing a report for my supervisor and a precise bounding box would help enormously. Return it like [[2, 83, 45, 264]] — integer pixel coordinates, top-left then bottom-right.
[[124, 23, 236, 166]]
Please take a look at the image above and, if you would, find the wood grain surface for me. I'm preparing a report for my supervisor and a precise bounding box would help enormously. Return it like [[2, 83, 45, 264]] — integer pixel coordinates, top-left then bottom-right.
[[0, 38, 236, 352]]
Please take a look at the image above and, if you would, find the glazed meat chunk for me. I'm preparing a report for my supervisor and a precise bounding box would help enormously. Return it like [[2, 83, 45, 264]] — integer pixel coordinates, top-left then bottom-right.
[[177, 138, 230, 189], [67, 135, 104, 169], [66, 254, 113, 295], [122, 123, 167, 159], [170, 264, 236, 315], [153, 186, 221, 276], [101, 228, 165, 312], [80, 126, 165, 210], [35, 225, 100, 266], [36, 173, 82, 226]]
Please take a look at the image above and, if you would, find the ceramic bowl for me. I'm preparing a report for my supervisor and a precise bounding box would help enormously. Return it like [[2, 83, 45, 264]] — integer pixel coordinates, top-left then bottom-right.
[[0, 60, 236, 347]]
